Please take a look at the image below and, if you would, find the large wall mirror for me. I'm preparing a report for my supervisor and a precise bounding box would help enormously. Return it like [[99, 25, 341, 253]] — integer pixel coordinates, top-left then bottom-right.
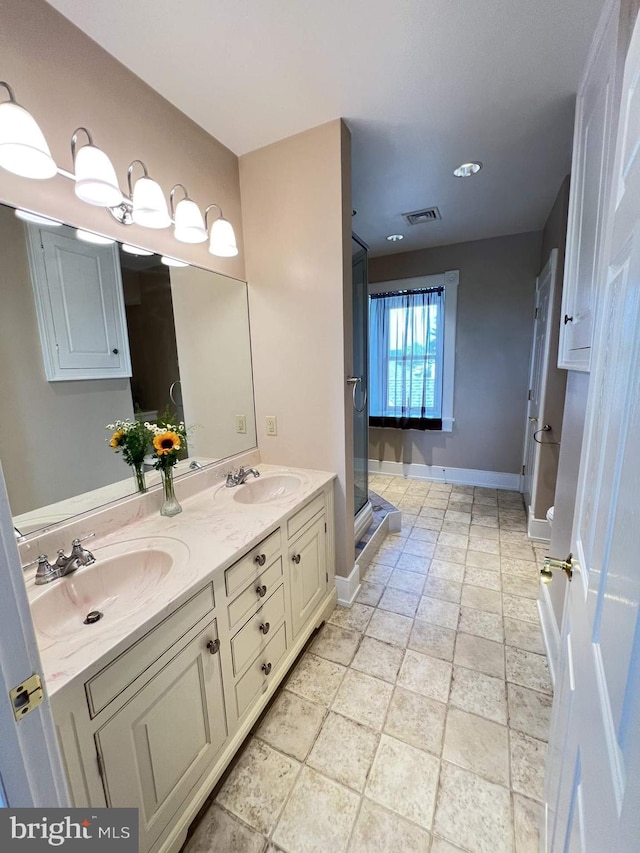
[[0, 202, 256, 535]]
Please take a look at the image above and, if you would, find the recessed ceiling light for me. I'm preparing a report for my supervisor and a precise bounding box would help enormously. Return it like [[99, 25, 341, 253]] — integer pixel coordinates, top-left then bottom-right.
[[386, 234, 404, 242], [453, 161, 482, 178], [75, 229, 115, 245], [161, 256, 188, 267], [15, 209, 62, 226], [121, 243, 153, 256]]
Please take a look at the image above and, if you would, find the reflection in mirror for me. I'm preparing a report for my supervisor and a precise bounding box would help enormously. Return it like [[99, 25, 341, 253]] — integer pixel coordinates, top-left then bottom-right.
[[0, 203, 256, 536]]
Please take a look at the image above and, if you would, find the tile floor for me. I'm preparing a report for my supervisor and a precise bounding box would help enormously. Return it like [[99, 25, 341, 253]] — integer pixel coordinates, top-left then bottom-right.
[[185, 476, 552, 853]]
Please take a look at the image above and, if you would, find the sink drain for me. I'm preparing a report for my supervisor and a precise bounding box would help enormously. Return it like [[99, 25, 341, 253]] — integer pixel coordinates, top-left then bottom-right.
[[83, 610, 103, 625]]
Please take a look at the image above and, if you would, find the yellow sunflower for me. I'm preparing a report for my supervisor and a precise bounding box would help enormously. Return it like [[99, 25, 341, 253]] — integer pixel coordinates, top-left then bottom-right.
[[109, 429, 125, 448], [153, 431, 181, 455]]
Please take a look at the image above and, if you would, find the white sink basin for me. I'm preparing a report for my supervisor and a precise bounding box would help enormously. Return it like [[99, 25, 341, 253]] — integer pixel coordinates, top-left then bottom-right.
[[233, 474, 303, 504], [30, 537, 190, 640]]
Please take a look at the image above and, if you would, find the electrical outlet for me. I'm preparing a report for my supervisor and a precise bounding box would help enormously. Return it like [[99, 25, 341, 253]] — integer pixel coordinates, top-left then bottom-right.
[[265, 415, 277, 436], [236, 414, 247, 434]]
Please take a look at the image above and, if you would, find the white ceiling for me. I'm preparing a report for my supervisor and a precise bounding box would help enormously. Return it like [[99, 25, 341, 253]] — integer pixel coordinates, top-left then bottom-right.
[[45, 0, 602, 256]]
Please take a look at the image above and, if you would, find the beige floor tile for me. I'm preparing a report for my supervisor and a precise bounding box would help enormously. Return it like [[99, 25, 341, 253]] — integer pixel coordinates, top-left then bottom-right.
[[387, 568, 426, 595], [442, 707, 510, 786], [503, 593, 539, 623], [506, 543, 537, 562], [356, 580, 385, 607], [365, 734, 440, 829], [216, 739, 299, 835], [420, 506, 446, 520], [474, 494, 499, 507], [409, 619, 456, 661], [348, 798, 431, 853], [449, 665, 507, 724], [434, 544, 468, 564], [373, 546, 402, 566], [513, 794, 543, 853], [459, 606, 504, 642], [504, 617, 545, 655], [307, 712, 378, 792], [407, 527, 439, 543], [465, 565, 502, 591], [416, 595, 460, 630], [363, 563, 394, 585], [433, 762, 514, 853], [510, 731, 547, 803], [185, 803, 266, 853], [332, 669, 393, 731], [461, 584, 502, 614], [438, 532, 469, 549], [329, 603, 374, 633], [454, 632, 505, 679], [430, 837, 466, 852], [505, 647, 552, 695], [351, 636, 404, 683], [413, 515, 443, 532], [365, 609, 413, 647], [429, 559, 465, 583], [285, 653, 346, 706], [423, 496, 449, 510], [471, 515, 500, 529], [395, 552, 431, 574], [441, 520, 472, 535], [309, 623, 361, 666], [469, 537, 500, 555], [444, 510, 472, 524], [502, 574, 539, 599], [466, 550, 500, 570], [256, 690, 326, 761], [507, 683, 552, 741], [397, 649, 452, 703], [422, 576, 462, 603], [402, 539, 436, 559], [272, 766, 359, 853], [384, 685, 446, 755], [470, 524, 500, 540]]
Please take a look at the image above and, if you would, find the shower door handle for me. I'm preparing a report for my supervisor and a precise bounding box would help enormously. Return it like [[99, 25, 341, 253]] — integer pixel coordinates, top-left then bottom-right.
[[346, 376, 367, 413]]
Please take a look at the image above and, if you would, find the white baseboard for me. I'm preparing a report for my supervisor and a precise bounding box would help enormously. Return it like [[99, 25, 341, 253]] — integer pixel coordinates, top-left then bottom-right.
[[335, 562, 361, 607], [527, 509, 551, 543], [369, 459, 521, 491], [538, 583, 560, 688]]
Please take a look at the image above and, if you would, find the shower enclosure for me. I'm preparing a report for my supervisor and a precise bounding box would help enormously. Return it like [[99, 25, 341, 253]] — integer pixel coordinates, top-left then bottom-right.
[[351, 233, 372, 543]]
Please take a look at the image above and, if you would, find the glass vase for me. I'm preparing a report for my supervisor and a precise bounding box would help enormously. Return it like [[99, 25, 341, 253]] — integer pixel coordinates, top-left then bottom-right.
[[132, 461, 147, 494], [160, 466, 182, 517]]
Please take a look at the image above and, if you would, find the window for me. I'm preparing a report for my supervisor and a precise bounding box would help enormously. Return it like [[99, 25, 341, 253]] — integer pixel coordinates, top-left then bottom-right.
[[369, 272, 458, 431]]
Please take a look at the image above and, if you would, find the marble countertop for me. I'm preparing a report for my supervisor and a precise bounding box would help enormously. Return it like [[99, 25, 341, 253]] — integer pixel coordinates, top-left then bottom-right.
[[28, 463, 335, 697]]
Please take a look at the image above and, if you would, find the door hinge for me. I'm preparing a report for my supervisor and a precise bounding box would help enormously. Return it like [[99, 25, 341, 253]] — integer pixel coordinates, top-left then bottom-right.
[[528, 389, 533, 400], [96, 751, 104, 779], [326, 572, 329, 583], [521, 465, 526, 476], [534, 306, 538, 319], [324, 522, 327, 533], [9, 673, 44, 721]]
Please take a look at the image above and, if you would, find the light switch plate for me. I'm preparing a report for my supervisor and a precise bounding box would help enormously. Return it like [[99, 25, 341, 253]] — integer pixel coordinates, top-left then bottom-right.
[[236, 414, 247, 434], [265, 415, 277, 436]]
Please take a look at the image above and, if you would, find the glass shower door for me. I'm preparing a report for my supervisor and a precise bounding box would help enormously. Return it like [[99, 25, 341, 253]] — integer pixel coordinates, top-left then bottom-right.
[[352, 234, 369, 517]]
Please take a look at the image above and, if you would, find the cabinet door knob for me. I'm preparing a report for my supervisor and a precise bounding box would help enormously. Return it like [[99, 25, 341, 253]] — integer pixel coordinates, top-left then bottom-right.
[[564, 314, 573, 324], [256, 584, 267, 598], [254, 553, 266, 566], [261, 662, 272, 676], [292, 553, 301, 564], [206, 638, 220, 655], [112, 348, 119, 354], [259, 621, 270, 635]]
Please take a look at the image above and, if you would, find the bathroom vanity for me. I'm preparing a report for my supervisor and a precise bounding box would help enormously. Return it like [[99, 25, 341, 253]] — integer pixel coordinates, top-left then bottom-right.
[[24, 465, 336, 853]]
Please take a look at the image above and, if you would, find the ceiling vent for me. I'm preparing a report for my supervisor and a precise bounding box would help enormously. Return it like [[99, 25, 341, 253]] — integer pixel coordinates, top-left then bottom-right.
[[402, 206, 442, 226]]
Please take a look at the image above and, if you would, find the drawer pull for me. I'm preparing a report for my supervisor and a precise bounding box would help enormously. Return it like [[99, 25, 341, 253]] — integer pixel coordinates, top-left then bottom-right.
[[261, 662, 272, 676], [256, 584, 267, 598], [292, 553, 301, 564], [206, 638, 220, 655], [259, 621, 270, 635], [254, 553, 266, 566]]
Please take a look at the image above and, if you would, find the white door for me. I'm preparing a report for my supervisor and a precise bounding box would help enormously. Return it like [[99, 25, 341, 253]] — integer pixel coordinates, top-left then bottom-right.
[[545, 13, 640, 850], [523, 250, 557, 512], [0, 465, 68, 807]]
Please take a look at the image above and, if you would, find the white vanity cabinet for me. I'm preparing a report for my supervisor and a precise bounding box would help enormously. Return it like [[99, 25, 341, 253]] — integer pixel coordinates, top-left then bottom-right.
[[50, 482, 336, 853]]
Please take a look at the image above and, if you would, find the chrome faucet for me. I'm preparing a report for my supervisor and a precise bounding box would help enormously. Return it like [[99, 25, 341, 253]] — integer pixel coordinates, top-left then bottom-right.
[[225, 466, 261, 487], [23, 535, 96, 585]]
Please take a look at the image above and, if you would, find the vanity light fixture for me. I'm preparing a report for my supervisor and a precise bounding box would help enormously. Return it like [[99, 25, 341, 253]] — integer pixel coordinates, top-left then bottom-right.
[[71, 127, 122, 207], [127, 160, 171, 229], [75, 229, 115, 246], [0, 82, 57, 179], [386, 234, 404, 242], [453, 161, 482, 177], [161, 255, 189, 267], [205, 203, 238, 257], [121, 243, 153, 256], [170, 184, 208, 244], [15, 208, 62, 227]]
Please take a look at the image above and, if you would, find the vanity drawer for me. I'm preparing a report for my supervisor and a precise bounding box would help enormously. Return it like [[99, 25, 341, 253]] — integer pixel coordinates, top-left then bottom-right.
[[224, 529, 281, 597], [231, 584, 286, 677], [86, 583, 215, 717], [287, 493, 325, 539], [234, 622, 287, 719], [227, 558, 283, 632]]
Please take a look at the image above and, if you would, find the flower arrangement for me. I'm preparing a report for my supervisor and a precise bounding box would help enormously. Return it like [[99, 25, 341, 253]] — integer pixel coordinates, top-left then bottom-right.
[[148, 418, 188, 517], [106, 419, 153, 492]]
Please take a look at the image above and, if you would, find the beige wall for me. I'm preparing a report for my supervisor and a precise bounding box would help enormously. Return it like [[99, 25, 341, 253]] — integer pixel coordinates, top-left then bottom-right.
[[0, 0, 244, 280], [240, 120, 354, 577], [0, 206, 133, 514], [369, 231, 541, 475], [533, 177, 570, 520]]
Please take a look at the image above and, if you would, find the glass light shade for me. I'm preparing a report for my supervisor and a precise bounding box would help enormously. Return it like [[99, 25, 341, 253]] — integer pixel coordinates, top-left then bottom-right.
[[74, 144, 122, 207], [131, 176, 171, 229], [173, 198, 207, 243], [161, 256, 188, 267], [15, 209, 62, 227], [0, 101, 57, 179], [209, 217, 238, 257], [75, 229, 115, 246], [121, 243, 153, 256]]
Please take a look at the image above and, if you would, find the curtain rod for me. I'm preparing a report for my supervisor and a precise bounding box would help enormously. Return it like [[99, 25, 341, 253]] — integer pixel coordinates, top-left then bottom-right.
[[370, 285, 444, 299]]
